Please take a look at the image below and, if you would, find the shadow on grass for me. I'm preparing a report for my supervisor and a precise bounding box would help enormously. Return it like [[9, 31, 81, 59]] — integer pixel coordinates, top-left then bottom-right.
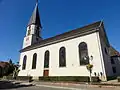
[[0, 80, 34, 89]]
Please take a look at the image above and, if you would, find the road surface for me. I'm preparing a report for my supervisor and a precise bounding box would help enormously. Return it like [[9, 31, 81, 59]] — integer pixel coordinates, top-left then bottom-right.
[[0, 80, 120, 90]]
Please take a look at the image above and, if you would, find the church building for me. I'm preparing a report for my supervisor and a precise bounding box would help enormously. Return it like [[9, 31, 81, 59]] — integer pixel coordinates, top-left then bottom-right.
[[18, 2, 120, 81]]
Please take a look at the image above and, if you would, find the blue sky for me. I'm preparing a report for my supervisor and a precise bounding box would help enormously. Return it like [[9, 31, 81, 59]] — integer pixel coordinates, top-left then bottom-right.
[[0, 0, 120, 63]]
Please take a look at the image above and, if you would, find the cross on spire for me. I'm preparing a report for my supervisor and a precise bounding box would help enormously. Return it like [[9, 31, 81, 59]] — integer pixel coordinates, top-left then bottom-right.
[[36, 0, 38, 4], [28, 0, 42, 28]]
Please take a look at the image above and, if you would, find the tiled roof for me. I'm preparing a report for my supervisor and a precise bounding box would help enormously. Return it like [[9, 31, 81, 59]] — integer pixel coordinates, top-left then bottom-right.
[[20, 21, 103, 52], [0, 62, 9, 68], [109, 46, 120, 56]]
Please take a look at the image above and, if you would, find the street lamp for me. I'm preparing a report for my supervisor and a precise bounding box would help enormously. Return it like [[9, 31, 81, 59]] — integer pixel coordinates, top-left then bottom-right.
[[84, 55, 93, 83], [84, 55, 93, 60]]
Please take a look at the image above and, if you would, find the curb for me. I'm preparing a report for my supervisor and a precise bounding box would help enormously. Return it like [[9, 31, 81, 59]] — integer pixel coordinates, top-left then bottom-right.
[[32, 82, 120, 88], [7, 80, 120, 88]]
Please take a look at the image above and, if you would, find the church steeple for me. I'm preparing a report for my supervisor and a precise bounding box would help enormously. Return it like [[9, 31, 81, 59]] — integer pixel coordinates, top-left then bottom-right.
[[22, 1, 42, 48], [28, 1, 42, 28]]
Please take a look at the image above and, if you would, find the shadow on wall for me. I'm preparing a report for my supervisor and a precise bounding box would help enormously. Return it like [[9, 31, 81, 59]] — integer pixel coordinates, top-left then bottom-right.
[[0, 80, 34, 89]]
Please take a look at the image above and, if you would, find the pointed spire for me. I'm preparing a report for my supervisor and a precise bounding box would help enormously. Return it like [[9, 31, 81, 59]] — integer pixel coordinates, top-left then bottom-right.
[[36, 0, 38, 4], [28, 0, 42, 28]]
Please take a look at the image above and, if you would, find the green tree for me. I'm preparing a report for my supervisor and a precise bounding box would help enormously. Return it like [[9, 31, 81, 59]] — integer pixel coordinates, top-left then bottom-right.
[[12, 62, 20, 79], [7, 59, 15, 75]]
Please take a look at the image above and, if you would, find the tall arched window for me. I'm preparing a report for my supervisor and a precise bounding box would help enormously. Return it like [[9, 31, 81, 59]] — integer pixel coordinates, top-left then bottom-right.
[[32, 53, 37, 69], [59, 47, 66, 67], [22, 55, 27, 70], [44, 50, 50, 68], [79, 42, 89, 65]]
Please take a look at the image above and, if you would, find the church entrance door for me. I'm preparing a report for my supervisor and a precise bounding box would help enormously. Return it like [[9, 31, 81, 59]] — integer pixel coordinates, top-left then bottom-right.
[[43, 70, 49, 76]]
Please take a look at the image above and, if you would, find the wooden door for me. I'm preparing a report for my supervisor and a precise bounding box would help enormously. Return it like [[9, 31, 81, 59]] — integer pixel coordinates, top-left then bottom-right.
[[43, 70, 49, 76]]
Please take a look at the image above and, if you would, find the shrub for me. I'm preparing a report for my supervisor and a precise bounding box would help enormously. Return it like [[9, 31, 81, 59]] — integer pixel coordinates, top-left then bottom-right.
[[117, 76, 120, 82], [39, 76, 99, 82]]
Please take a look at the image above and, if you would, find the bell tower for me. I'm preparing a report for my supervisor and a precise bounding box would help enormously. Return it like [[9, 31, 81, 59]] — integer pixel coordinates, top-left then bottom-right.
[[23, 1, 42, 48]]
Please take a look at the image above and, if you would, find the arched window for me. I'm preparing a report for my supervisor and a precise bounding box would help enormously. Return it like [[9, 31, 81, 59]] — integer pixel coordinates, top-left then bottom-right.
[[44, 50, 50, 68], [22, 55, 27, 70], [79, 42, 89, 65], [59, 47, 66, 67], [32, 53, 37, 69]]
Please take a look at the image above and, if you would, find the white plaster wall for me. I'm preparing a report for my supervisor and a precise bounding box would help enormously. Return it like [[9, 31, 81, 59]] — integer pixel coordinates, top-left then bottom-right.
[[23, 35, 32, 48], [19, 32, 106, 78], [23, 25, 41, 48]]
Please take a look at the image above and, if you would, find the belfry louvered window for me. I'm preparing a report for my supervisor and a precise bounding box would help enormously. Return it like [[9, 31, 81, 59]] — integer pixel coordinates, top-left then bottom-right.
[[79, 42, 89, 65], [27, 30, 31, 35], [59, 47, 66, 67]]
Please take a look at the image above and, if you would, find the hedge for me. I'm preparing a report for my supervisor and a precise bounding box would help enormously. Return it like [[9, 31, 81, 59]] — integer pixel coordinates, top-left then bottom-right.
[[5, 76, 100, 82], [117, 76, 120, 82], [107, 76, 117, 81], [39, 76, 100, 82], [6, 76, 33, 81]]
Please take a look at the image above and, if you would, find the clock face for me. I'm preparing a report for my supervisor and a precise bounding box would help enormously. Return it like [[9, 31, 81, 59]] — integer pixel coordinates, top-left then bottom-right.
[[25, 37, 30, 46], [26, 37, 29, 41]]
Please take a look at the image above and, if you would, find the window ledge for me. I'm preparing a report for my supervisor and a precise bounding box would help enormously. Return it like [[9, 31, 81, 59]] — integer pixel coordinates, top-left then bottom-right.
[[44, 68, 49, 70]]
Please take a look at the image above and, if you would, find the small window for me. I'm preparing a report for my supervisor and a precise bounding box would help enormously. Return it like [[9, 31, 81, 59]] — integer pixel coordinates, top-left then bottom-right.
[[35, 30, 39, 37], [111, 58, 115, 64], [37, 26, 39, 30], [32, 53, 37, 69], [105, 48, 108, 55], [112, 67, 116, 73], [36, 38, 39, 41], [27, 30, 31, 35]]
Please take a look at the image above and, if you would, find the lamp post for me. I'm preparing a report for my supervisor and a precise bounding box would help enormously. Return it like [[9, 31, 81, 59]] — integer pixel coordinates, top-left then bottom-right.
[[83, 55, 93, 63], [84, 55, 93, 83]]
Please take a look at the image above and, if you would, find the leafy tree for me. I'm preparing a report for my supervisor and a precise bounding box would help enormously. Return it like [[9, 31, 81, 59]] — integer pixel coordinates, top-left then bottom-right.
[[0, 59, 20, 77], [7, 59, 15, 75], [12, 62, 20, 79]]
